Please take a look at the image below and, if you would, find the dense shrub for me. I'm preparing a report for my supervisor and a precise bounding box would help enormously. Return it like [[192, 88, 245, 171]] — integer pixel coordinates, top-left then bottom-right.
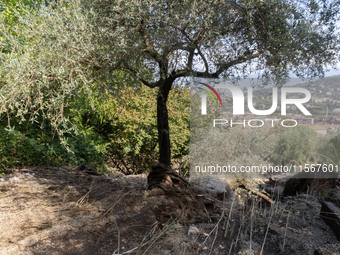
[[0, 115, 107, 175], [70, 85, 190, 174]]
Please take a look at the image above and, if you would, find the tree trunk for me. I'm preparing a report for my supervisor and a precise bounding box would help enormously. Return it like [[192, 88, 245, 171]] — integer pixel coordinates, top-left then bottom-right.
[[148, 78, 186, 189], [157, 86, 171, 166]]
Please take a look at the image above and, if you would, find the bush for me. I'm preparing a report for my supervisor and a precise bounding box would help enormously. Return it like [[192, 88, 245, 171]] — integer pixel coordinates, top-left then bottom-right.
[[270, 125, 318, 166], [95, 85, 190, 174], [0, 116, 107, 175]]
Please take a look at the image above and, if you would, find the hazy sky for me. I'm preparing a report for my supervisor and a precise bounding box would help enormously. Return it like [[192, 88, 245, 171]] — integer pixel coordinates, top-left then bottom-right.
[[324, 64, 340, 77]]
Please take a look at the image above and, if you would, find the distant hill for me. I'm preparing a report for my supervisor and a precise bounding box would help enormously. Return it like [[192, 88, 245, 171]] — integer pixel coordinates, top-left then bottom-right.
[[297, 75, 340, 89], [234, 77, 312, 88], [236, 75, 340, 89], [194, 77, 321, 89]]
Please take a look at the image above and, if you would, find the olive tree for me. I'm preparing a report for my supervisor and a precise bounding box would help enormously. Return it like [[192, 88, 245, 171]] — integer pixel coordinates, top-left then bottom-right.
[[89, 0, 339, 186], [1, 0, 339, 187]]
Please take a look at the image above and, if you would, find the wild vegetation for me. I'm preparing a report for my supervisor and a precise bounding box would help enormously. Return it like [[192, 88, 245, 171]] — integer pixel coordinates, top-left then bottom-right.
[[1, 1, 340, 254], [0, 83, 190, 174], [1, 0, 339, 184]]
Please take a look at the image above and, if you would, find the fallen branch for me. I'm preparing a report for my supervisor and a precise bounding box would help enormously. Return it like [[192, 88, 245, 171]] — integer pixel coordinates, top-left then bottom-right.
[[239, 184, 274, 204]]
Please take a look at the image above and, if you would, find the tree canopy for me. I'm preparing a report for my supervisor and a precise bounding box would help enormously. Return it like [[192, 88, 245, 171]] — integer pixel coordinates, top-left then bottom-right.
[[89, 0, 339, 169], [92, 0, 339, 82]]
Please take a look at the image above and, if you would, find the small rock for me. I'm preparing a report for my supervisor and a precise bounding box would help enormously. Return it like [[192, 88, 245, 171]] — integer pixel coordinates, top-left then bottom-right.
[[9, 177, 20, 183], [188, 225, 200, 236], [189, 175, 233, 201]]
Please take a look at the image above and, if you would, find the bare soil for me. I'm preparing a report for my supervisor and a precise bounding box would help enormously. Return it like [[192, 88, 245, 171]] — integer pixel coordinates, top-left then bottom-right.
[[0, 166, 339, 255]]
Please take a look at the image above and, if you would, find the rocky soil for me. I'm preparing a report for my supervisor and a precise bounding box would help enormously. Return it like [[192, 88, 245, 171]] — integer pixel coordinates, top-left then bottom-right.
[[0, 166, 339, 255]]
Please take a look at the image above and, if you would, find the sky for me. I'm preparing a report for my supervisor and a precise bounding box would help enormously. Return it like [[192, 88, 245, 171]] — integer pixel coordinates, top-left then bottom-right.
[[324, 64, 340, 77]]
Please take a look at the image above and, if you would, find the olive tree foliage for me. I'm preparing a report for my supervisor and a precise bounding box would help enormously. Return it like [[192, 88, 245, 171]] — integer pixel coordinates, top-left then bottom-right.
[[0, 0, 339, 178], [0, 1, 98, 146], [0, 0, 51, 54]]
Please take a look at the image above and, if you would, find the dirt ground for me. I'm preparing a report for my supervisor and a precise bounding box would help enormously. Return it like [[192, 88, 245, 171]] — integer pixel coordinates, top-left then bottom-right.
[[0, 166, 339, 255]]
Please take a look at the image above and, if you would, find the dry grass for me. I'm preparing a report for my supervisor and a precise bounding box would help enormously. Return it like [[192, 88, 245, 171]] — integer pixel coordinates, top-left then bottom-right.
[[0, 167, 339, 255]]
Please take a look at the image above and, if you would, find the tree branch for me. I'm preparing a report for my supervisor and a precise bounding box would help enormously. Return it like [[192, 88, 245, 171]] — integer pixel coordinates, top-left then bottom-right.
[[173, 48, 267, 79], [187, 46, 195, 70], [139, 19, 162, 64], [122, 65, 158, 88], [168, 24, 195, 42], [215, 49, 267, 76], [196, 45, 209, 74]]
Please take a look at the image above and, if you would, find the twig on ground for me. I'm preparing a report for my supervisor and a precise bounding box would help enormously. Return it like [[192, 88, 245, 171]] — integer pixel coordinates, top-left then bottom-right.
[[228, 214, 244, 255], [113, 218, 120, 254], [203, 204, 212, 222], [208, 188, 228, 255], [96, 190, 132, 221], [250, 197, 255, 251], [120, 208, 184, 255], [136, 222, 158, 255], [142, 210, 183, 255], [228, 240, 235, 255], [200, 208, 225, 253], [282, 210, 291, 252], [260, 205, 274, 255], [234, 210, 245, 250], [209, 225, 219, 255], [76, 181, 107, 207], [224, 194, 236, 237]]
